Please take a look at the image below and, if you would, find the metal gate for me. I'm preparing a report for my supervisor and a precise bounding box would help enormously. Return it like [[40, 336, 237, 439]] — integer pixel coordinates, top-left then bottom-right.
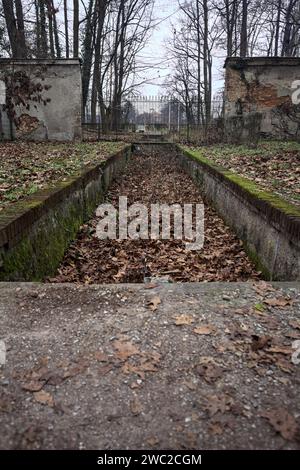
[[82, 95, 224, 142]]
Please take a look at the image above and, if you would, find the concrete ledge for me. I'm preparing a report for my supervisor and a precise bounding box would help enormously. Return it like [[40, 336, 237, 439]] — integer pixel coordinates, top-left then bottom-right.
[[177, 145, 300, 281], [0, 146, 131, 281]]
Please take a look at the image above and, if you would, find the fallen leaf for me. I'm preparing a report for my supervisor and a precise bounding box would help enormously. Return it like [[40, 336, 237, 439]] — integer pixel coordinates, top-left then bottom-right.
[[252, 281, 275, 295], [184, 380, 197, 391], [122, 352, 161, 379], [33, 390, 54, 407], [147, 296, 161, 311], [204, 393, 234, 417], [251, 335, 271, 351], [261, 408, 298, 441], [46, 374, 65, 386], [208, 422, 223, 435], [267, 346, 292, 355], [113, 339, 140, 361], [193, 324, 215, 335], [21, 380, 45, 392], [264, 297, 292, 307], [94, 351, 109, 362], [196, 363, 222, 383], [146, 437, 160, 446], [130, 397, 143, 416], [174, 314, 194, 326], [289, 319, 300, 330]]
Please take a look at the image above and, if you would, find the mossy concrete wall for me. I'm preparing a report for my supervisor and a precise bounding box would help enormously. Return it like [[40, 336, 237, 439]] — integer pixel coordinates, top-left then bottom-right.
[[177, 145, 300, 281], [224, 57, 300, 141], [0, 146, 131, 281]]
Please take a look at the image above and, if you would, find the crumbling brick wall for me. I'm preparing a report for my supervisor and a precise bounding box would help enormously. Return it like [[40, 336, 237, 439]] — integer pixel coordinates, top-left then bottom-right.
[[0, 59, 82, 141], [224, 57, 300, 142]]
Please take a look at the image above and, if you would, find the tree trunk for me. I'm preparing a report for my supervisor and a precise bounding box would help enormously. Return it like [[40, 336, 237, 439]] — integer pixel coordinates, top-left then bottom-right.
[[81, 0, 96, 118], [196, 0, 201, 126], [281, 0, 297, 56], [203, 0, 210, 126], [15, 0, 27, 57], [39, 0, 48, 57], [274, 0, 282, 56], [64, 0, 69, 58], [240, 0, 248, 57], [2, 0, 27, 58], [46, 1, 55, 57], [51, 0, 61, 57], [73, 0, 79, 57]]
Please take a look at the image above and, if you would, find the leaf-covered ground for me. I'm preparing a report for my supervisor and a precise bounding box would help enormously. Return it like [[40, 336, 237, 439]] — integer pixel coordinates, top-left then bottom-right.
[[0, 141, 126, 210], [190, 141, 300, 207], [51, 146, 261, 283]]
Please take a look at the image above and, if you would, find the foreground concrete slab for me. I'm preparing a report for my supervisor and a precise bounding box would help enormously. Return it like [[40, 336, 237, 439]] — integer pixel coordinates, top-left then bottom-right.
[[0, 282, 299, 450]]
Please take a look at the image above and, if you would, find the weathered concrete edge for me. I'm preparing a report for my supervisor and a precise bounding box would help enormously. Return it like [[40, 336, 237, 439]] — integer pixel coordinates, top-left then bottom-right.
[[0, 145, 131, 281], [1, 281, 299, 291], [176, 145, 300, 281]]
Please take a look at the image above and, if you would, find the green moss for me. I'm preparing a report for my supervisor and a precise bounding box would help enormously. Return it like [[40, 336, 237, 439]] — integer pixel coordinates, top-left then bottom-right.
[[254, 302, 265, 312], [0, 203, 84, 281], [225, 173, 300, 217], [0, 146, 130, 281], [180, 145, 300, 218], [243, 244, 272, 281]]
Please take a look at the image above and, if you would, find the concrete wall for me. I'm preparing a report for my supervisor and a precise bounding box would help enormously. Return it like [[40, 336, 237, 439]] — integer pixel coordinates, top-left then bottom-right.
[[0, 146, 131, 281], [0, 59, 82, 141], [177, 145, 300, 281], [224, 57, 300, 141]]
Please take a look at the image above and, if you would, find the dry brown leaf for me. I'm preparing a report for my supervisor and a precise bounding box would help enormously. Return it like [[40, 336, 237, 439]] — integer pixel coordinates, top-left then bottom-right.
[[193, 324, 215, 335], [147, 296, 161, 311], [184, 380, 197, 391], [21, 380, 45, 392], [208, 422, 223, 435], [251, 335, 271, 352], [130, 398, 143, 416], [289, 319, 300, 330], [285, 330, 300, 340], [122, 352, 160, 379], [33, 390, 54, 407], [275, 357, 294, 374], [146, 437, 160, 446], [252, 281, 275, 295], [264, 297, 292, 307], [196, 363, 222, 383], [267, 346, 292, 355], [261, 408, 298, 441], [204, 393, 234, 417], [113, 339, 140, 361], [94, 351, 109, 362], [174, 314, 194, 326]]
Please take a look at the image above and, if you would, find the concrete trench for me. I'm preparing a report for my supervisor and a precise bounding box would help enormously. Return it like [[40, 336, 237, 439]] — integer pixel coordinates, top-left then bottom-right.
[[50, 143, 261, 284], [1, 142, 298, 283]]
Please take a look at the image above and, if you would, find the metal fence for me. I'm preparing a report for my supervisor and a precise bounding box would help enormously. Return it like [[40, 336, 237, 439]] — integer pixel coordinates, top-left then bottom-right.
[[82, 96, 224, 143]]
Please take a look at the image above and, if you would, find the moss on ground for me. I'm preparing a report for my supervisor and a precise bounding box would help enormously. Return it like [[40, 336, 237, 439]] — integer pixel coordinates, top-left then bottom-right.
[[0, 140, 127, 209], [180, 145, 300, 218]]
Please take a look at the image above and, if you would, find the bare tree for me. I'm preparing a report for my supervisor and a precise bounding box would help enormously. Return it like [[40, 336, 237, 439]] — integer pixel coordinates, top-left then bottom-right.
[[73, 0, 79, 57], [64, 0, 69, 58], [2, 0, 27, 57], [240, 0, 248, 57]]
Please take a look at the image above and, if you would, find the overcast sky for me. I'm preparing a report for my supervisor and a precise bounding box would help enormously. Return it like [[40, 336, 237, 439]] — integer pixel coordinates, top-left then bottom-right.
[[138, 0, 225, 97]]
